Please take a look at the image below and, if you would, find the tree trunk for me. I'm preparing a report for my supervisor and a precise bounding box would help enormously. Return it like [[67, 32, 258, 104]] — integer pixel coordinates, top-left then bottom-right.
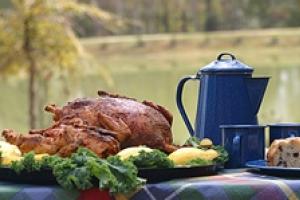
[[204, 0, 218, 31], [28, 60, 37, 129], [180, 10, 188, 32], [23, 16, 37, 129], [161, 0, 170, 32], [38, 71, 52, 128]]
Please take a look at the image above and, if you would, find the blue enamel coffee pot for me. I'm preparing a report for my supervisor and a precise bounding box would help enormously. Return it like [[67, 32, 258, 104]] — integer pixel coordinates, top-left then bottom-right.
[[176, 53, 269, 145]]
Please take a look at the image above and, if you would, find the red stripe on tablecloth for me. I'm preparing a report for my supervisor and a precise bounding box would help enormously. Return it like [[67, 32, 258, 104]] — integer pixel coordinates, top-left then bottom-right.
[[77, 188, 112, 200]]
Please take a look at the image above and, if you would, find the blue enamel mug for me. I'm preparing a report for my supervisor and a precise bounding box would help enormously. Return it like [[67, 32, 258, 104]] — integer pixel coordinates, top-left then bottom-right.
[[269, 123, 300, 144], [221, 125, 265, 169]]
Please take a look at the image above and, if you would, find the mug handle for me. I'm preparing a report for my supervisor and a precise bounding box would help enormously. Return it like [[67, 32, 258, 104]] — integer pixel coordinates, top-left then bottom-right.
[[233, 135, 242, 167], [176, 75, 200, 136]]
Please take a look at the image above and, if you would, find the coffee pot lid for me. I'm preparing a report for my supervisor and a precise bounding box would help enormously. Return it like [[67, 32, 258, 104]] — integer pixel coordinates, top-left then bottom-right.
[[200, 53, 253, 74]]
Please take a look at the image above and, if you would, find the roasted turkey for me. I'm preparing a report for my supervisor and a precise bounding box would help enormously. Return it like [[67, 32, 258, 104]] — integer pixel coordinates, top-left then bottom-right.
[[3, 124, 120, 157], [3, 91, 176, 157]]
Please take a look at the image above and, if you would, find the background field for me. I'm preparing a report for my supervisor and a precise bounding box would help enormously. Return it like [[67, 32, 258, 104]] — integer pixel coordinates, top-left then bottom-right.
[[1, 28, 300, 144]]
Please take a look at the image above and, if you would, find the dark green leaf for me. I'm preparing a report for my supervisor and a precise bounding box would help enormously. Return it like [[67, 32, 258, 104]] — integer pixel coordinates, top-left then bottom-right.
[[184, 137, 200, 148], [128, 150, 174, 169], [186, 158, 213, 166], [185, 137, 229, 165]]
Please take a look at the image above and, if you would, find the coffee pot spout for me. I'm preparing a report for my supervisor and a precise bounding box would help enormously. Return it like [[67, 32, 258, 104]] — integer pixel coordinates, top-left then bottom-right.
[[246, 77, 270, 115]]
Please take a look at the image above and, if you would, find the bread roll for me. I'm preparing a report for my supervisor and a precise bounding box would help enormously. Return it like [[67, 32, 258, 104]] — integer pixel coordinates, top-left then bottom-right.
[[267, 137, 300, 167]]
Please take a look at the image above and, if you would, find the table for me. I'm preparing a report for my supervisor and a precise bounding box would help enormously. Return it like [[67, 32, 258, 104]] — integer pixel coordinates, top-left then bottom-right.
[[132, 171, 300, 200], [1, 170, 300, 200], [0, 183, 111, 200]]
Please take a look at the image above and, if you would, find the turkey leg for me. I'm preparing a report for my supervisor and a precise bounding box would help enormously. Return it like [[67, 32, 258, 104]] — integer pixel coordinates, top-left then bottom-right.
[[45, 104, 63, 121]]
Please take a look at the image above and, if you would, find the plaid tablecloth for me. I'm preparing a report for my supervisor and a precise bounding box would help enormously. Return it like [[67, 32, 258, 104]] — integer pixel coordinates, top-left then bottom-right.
[[1, 171, 300, 200], [0, 183, 112, 200], [0, 182, 77, 200], [131, 171, 300, 200]]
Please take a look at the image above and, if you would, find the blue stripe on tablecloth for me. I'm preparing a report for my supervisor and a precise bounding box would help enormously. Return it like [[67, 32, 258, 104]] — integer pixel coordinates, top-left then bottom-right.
[[194, 185, 230, 200], [234, 172, 300, 199], [131, 172, 300, 200], [282, 180, 300, 198], [135, 183, 176, 199], [9, 186, 79, 200], [251, 185, 287, 200], [11, 188, 54, 200]]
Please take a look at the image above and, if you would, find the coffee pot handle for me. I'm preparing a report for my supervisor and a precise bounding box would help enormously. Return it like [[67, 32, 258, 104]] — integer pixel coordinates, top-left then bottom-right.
[[176, 75, 199, 136]]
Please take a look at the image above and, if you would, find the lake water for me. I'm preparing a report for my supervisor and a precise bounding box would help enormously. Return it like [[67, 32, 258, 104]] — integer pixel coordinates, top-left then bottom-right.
[[1, 66, 300, 144]]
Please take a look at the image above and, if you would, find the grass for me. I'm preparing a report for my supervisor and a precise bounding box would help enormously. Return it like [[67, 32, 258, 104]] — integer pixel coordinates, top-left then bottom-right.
[[81, 27, 300, 73]]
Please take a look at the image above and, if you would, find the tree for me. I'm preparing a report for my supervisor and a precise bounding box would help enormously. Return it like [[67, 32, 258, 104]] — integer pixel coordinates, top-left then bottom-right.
[[204, 0, 222, 31], [0, 0, 126, 128]]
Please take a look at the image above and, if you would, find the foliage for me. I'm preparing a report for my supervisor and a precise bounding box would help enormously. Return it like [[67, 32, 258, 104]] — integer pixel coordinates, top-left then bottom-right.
[[11, 152, 63, 173], [184, 136, 229, 165], [185, 137, 201, 148], [63, 0, 300, 36], [211, 145, 229, 165], [0, 0, 125, 75], [53, 155, 94, 190], [54, 148, 145, 193], [11, 152, 40, 173], [0, 0, 125, 128], [40, 154, 64, 169], [104, 156, 145, 193], [128, 150, 174, 169], [11, 148, 144, 193], [186, 158, 213, 167]]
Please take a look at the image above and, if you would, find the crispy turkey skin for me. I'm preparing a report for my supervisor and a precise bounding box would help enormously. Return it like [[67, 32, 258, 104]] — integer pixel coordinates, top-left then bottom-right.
[[2, 91, 177, 157]]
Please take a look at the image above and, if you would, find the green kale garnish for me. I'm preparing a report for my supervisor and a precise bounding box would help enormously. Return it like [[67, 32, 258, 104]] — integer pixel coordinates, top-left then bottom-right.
[[11, 152, 63, 174], [52, 148, 144, 193], [184, 136, 201, 148], [53, 158, 93, 190], [11, 152, 41, 173], [9, 148, 144, 193], [186, 158, 213, 167], [211, 145, 229, 165], [184, 137, 229, 165], [128, 150, 174, 169], [103, 155, 145, 193], [40, 155, 63, 169]]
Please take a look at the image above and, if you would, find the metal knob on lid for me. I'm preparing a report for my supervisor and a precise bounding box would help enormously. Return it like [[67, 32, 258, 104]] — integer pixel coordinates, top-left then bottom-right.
[[217, 53, 236, 61], [199, 53, 253, 74]]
